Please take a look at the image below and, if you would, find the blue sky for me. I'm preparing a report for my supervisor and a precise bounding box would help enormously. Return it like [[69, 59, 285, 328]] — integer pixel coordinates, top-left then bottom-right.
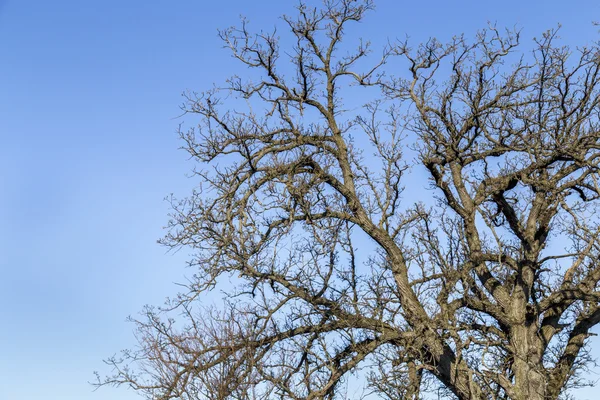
[[1, 1, 600, 399]]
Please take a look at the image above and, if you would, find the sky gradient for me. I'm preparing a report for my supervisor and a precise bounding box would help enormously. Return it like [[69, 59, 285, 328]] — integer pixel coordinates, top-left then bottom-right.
[[2, 1, 600, 399]]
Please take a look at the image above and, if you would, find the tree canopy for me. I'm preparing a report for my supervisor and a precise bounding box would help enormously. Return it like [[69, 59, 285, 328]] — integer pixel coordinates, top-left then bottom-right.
[[98, 1, 600, 399]]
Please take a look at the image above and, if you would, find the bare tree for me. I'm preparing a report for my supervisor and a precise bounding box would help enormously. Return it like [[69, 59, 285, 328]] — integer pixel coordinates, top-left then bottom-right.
[[97, 1, 600, 399]]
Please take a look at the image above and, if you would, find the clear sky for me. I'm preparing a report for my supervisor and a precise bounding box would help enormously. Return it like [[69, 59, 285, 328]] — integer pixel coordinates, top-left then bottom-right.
[[1, 1, 600, 399]]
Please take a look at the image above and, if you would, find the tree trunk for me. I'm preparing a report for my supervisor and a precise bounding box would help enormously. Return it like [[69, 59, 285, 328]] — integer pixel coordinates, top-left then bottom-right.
[[510, 324, 546, 400]]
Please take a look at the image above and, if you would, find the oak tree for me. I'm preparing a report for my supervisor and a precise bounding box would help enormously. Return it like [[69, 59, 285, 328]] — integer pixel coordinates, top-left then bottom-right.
[[98, 1, 600, 399]]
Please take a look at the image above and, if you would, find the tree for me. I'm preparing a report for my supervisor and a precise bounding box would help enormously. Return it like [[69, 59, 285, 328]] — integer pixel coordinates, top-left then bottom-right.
[[98, 1, 600, 399]]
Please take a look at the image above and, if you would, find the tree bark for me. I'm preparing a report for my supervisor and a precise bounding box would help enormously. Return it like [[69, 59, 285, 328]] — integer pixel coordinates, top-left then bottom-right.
[[510, 320, 546, 399]]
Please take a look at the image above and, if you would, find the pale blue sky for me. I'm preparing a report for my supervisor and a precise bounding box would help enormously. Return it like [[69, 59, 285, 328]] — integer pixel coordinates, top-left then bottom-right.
[[1, 1, 599, 399]]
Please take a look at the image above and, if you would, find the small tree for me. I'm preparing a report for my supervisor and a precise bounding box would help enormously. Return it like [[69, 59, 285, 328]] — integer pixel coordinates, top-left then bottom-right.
[[98, 1, 600, 399]]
